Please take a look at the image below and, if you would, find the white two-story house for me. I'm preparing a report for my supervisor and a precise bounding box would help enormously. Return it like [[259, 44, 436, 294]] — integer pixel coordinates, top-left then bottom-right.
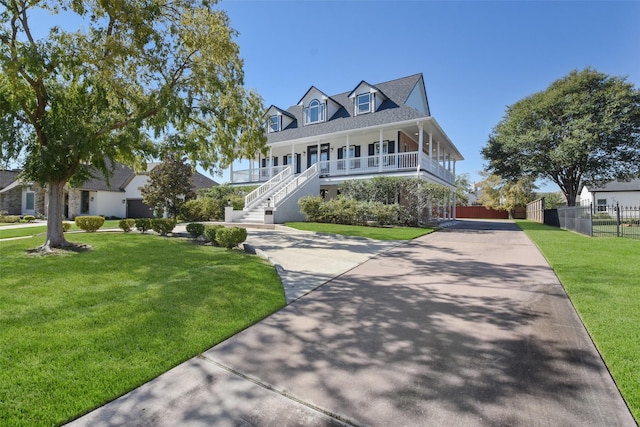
[[226, 73, 464, 224]]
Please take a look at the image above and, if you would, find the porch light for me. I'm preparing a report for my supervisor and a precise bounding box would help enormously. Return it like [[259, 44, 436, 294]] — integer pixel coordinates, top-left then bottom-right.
[[227, 199, 232, 206], [122, 199, 126, 204], [267, 198, 271, 207]]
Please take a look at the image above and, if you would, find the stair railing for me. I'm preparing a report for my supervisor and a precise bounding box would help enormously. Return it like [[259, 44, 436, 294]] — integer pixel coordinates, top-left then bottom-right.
[[272, 163, 319, 207], [244, 166, 292, 210]]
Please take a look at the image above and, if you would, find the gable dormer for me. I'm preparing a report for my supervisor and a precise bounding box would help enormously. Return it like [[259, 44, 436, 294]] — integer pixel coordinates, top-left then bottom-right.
[[297, 86, 341, 126], [266, 105, 296, 133], [404, 74, 431, 116], [348, 80, 388, 116]]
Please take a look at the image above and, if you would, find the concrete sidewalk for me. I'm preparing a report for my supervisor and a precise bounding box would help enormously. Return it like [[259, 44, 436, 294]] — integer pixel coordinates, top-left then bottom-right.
[[67, 220, 636, 426]]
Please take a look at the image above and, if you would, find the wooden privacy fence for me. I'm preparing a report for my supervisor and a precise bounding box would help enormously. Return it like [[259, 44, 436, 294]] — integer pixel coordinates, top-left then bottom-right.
[[456, 206, 508, 219]]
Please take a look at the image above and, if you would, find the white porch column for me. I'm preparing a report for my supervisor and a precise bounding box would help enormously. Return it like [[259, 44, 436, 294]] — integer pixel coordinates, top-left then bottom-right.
[[378, 129, 384, 172], [437, 141, 441, 176], [417, 123, 424, 175], [346, 134, 350, 175], [428, 133, 433, 172], [291, 144, 295, 173], [269, 147, 273, 178], [229, 160, 234, 184]]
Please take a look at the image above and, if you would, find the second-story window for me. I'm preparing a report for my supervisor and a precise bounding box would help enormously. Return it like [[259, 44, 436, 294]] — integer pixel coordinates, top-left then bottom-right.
[[356, 93, 371, 115], [268, 115, 280, 132], [305, 99, 325, 124]]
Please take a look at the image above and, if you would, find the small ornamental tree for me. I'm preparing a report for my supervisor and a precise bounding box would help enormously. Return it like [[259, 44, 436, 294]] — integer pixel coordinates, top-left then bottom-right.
[[141, 151, 197, 219]]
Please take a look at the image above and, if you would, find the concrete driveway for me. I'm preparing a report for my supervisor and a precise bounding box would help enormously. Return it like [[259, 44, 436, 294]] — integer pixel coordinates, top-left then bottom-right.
[[67, 220, 636, 426]]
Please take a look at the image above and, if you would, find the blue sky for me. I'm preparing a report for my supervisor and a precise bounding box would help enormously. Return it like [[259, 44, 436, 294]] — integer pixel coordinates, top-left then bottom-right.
[[218, 0, 640, 190]]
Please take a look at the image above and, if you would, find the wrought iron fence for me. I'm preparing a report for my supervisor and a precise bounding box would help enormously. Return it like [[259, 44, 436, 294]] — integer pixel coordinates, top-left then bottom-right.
[[551, 203, 640, 239], [591, 203, 640, 239]]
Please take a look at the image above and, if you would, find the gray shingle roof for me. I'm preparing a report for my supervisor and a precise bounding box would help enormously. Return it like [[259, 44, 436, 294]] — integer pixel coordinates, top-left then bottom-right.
[[587, 178, 640, 192], [268, 73, 427, 144], [0, 170, 21, 190], [78, 161, 218, 191]]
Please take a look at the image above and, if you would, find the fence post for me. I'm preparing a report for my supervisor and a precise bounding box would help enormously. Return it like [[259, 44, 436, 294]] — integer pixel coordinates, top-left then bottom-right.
[[616, 202, 621, 237], [590, 203, 593, 237]]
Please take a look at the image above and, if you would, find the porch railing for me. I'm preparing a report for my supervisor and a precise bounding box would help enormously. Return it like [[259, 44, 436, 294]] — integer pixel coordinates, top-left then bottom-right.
[[272, 163, 319, 207], [244, 166, 292, 210], [232, 151, 454, 185]]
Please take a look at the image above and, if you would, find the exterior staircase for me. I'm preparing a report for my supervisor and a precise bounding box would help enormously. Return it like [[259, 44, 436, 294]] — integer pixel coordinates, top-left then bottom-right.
[[227, 164, 320, 225]]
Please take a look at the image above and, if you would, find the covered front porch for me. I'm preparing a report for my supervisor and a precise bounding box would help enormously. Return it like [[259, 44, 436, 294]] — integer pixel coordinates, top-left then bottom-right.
[[229, 117, 462, 187]]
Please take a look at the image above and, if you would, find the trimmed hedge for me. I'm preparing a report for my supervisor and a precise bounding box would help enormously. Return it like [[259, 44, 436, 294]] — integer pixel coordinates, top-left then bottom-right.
[[118, 219, 136, 232], [135, 218, 152, 233], [215, 226, 247, 249], [75, 216, 105, 232], [204, 225, 224, 245], [62, 222, 73, 232], [186, 222, 205, 239], [151, 218, 177, 236]]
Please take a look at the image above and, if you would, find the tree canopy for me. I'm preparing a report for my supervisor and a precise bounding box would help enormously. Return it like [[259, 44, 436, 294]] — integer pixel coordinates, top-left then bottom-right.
[[476, 172, 537, 217], [0, 0, 266, 249], [481, 68, 640, 206], [140, 152, 197, 219]]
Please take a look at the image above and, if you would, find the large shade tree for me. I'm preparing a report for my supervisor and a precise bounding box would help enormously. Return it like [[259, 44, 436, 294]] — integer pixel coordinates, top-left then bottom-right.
[[481, 68, 640, 206], [0, 0, 266, 250]]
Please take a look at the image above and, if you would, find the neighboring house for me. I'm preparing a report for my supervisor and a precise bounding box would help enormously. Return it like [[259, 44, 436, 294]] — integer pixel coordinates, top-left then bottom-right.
[[0, 162, 217, 219], [0, 170, 46, 216], [579, 178, 640, 212], [227, 73, 464, 224]]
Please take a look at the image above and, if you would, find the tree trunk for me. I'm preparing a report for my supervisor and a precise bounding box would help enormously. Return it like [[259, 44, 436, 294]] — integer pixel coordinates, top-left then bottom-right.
[[566, 190, 577, 207], [45, 180, 69, 248]]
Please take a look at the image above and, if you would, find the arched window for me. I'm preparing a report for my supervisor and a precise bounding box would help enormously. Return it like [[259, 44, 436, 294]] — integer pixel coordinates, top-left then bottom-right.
[[305, 99, 325, 124]]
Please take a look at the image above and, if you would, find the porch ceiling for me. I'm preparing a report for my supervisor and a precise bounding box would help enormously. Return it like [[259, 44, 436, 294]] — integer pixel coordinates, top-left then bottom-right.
[[266, 117, 464, 161]]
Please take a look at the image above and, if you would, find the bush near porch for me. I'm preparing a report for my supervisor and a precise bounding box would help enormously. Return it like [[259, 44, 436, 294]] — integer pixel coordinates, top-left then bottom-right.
[[299, 177, 449, 226]]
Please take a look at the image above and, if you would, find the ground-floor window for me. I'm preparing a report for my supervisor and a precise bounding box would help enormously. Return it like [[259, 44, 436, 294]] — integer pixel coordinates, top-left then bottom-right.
[[81, 191, 90, 214], [25, 192, 35, 211], [596, 198, 607, 212]]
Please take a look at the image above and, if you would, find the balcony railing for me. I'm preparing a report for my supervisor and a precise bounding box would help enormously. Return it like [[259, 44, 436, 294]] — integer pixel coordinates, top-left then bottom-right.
[[232, 152, 454, 184]]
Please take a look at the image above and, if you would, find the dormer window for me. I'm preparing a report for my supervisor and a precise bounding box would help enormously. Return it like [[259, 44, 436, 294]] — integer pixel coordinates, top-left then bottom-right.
[[356, 93, 372, 115], [268, 114, 280, 133], [304, 99, 325, 124]]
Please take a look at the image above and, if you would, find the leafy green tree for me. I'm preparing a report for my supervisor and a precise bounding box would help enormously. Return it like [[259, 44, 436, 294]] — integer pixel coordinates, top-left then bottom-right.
[[540, 192, 566, 209], [477, 173, 537, 218], [482, 68, 640, 206], [455, 173, 472, 206], [140, 152, 197, 219], [0, 0, 266, 250]]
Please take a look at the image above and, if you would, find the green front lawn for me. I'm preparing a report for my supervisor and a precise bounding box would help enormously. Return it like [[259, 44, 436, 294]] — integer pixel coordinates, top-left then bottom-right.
[[0, 220, 121, 240], [516, 221, 640, 422], [0, 233, 285, 426], [285, 222, 436, 240]]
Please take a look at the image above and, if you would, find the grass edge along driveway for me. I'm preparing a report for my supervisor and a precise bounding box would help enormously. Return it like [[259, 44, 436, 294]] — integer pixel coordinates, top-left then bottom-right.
[[0, 232, 285, 426], [516, 220, 639, 423]]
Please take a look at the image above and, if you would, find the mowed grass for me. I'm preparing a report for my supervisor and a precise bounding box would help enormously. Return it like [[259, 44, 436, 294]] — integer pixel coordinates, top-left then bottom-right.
[[0, 233, 285, 426], [0, 220, 121, 239], [516, 221, 640, 421], [285, 222, 436, 240]]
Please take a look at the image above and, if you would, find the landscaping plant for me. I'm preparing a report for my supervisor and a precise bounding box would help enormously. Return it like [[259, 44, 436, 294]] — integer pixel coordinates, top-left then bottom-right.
[[151, 218, 177, 236], [215, 226, 248, 249], [74, 216, 105, 232], [118, 219, 136, 232], [186, 222, 205, 239]]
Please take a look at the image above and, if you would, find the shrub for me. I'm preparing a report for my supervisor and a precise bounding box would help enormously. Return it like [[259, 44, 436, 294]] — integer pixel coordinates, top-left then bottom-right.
[[23, 215, 36, 223], [186, 222, 205, 239], [216, 226, 247, 249], [118, 218, 136, 232], [369, 202, 400, 226], [75, 216, 105, 232], [151, 218, 177, 236], [62, 222, 73, 232], [298, 196, 324, 222], [204, 225, 224, 245], [135, 218, 152, 233], [0, 215, 21, 223]]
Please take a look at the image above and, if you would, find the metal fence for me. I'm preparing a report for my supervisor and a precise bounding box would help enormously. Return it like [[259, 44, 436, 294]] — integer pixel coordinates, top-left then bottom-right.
[[591, 203, 640, 239], [549, 204, 640, 239]]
